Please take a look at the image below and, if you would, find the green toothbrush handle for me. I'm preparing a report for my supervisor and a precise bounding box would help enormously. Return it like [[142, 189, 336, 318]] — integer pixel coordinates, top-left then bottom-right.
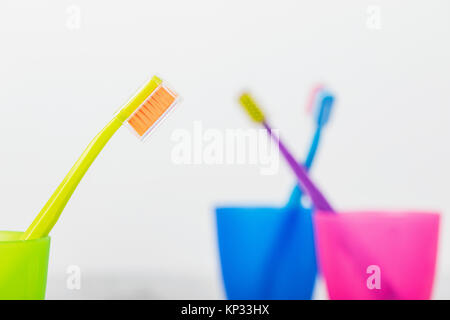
[[22, 117, 123, 240]]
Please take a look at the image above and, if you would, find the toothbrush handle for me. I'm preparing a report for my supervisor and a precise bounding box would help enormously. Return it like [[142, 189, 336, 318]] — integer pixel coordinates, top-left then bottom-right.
[[304, 127, 321, 170], [263, 122, 334, 212], [22, 117, 122, 240], [287, 127, 321, 207]]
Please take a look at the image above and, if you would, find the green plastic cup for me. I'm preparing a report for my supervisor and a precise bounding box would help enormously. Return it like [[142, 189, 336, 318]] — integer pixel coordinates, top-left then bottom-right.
[[0, 231, 50, 300]]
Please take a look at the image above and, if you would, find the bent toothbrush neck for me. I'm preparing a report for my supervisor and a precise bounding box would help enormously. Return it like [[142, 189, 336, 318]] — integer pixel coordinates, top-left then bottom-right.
[[21, 116, 124, 240]]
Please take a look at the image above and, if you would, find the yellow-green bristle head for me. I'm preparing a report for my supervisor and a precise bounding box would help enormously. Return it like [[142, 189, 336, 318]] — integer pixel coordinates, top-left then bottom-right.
[[239, 93, 265, 123]]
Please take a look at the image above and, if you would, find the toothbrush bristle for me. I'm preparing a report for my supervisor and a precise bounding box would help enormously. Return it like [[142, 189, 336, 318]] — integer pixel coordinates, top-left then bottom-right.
[[239, 93, 265, 123], [127, 85, 177, 138], [306, 84, 325, 114]]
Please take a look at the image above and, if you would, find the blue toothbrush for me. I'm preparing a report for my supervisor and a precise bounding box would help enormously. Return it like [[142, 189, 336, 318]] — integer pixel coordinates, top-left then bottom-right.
[[286, 86, 335, 208]]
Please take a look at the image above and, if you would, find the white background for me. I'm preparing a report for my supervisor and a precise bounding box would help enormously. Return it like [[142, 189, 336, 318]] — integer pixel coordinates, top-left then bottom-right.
[[0, 0, 449, 299]]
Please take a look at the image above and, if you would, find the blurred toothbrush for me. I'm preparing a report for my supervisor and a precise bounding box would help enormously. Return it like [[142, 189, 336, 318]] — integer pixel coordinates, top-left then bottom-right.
[[239, 93, 333, 212], [287, 86, 335, 207], [239, 92, 398, 297], [22, 76, 180, 240]]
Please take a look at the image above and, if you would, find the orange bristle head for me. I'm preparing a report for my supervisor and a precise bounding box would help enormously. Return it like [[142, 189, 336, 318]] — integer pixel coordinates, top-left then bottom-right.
[[127, 85, 178, 139]]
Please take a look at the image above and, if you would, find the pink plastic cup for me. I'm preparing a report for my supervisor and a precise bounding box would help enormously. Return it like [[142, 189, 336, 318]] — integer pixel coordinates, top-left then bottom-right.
[[314, 211, 440, 300]]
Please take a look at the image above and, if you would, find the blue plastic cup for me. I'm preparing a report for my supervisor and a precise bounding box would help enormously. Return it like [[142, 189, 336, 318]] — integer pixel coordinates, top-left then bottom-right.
[[214, 86, 334, 299], [215, 205, 317, 300]]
